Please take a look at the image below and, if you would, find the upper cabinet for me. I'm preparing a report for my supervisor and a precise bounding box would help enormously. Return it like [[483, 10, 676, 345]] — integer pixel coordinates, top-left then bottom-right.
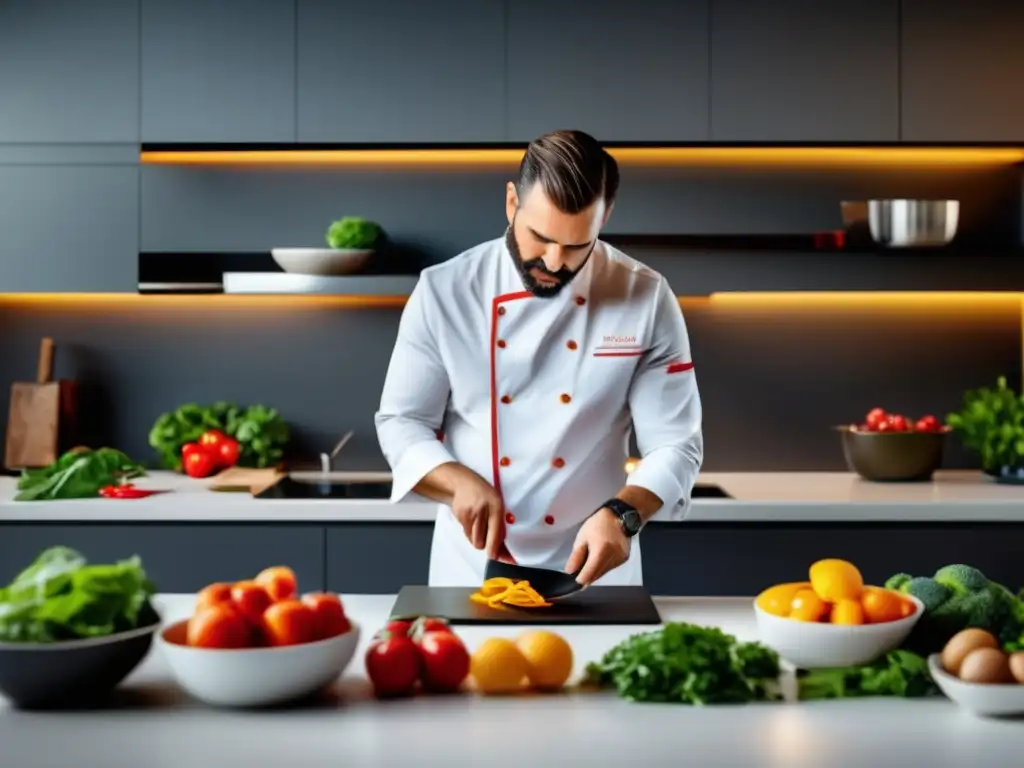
[[901, 0, 1024, 142], [297, 0, 505, 144], [0, 0, 139, 143], [710, 0, 899, 142], [141, 0, 296, 144], [505, 0, 710, 143]]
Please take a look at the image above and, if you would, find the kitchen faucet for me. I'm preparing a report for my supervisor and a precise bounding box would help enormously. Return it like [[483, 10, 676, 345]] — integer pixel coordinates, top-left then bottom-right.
[[319, 430, 354, 473]]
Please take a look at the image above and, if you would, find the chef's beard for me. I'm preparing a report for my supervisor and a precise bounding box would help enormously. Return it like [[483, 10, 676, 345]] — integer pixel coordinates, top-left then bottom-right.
[[505, 219, 586, 299]]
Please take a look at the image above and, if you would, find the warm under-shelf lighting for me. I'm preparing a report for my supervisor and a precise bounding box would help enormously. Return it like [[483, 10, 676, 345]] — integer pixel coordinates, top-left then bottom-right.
[[708, 291, 1024, 306], [0, 293, 411, 311], [138, 146, 1024, 169]]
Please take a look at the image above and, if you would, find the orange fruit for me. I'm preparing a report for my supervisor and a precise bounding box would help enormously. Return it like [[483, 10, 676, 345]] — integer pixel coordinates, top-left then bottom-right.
[[195, 582, 233, 613], [470, 638, 529, 694], [789, 589, 829, 622], [809, 559, 863, 602], [261, 600, 319, 647], [254, 566, 298, 602], [830, 598, 866, 625], [187, 604, 252, 648], [860, 587, 904, 624], [755, 582, 811, 617], [516, 630, 574, 690]]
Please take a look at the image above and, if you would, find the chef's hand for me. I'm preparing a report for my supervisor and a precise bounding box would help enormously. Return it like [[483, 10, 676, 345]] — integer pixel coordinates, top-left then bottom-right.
[[565, 509, 630, 587], [450, 472, 506, 559]]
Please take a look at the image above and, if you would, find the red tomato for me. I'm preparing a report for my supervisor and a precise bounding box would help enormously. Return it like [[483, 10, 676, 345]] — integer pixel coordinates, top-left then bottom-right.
[[365, 634, 422, 698], [217, 437, 240, 467], [302, 592, 351, 639], [183, 449, 218, 478], [915, 414, 940, 432], [412, 617, 453, 639], [865, 407, 887, 430], [888, 414, 909, 432], [875, 419, 893, 432], [416, 630, 469, 693], [199, 429, 227, 450], [254, 566, 298, 602], [181, 442, 204, 459], [187, 605, 252, 649], [195, 582, 233, 613], [262, 600, 319, 647], [384, 619, 413, 638], [231, 580, 272, 626]]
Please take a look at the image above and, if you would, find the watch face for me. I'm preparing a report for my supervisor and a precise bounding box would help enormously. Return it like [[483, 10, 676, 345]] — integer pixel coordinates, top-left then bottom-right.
[[622, 509, 642, 535]]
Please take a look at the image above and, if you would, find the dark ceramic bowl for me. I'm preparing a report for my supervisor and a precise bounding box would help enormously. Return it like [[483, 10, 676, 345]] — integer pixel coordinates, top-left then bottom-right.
[[838, 426, 948, 482], [484, 558, 583, 600], [0, 621, 159, 710]]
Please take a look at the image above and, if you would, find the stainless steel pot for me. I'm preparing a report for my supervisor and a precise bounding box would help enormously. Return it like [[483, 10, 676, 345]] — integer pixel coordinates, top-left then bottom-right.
[[867, 199, 960, 247]]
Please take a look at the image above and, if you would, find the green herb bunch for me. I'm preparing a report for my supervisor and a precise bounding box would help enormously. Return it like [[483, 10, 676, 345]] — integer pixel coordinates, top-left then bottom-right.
[[946, 376, 1024, 473]]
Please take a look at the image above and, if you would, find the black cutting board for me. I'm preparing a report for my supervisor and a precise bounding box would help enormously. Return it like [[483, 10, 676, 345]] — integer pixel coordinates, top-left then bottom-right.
[[389, 586, 662, 625]]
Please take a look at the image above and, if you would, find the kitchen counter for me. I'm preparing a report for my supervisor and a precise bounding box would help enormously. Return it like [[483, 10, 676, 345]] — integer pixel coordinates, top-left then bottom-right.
[[0, 593, 1017, 768], [0, 469, 1021, 522]]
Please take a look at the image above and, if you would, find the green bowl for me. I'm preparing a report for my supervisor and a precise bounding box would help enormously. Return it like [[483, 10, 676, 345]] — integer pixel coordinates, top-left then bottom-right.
[[838, 426, 948, 482]]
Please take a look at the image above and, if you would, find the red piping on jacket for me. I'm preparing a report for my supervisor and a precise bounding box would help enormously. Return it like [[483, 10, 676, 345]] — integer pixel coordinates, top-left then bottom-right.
[[667, 361, 695, 374], [490, 290, 532, 563]]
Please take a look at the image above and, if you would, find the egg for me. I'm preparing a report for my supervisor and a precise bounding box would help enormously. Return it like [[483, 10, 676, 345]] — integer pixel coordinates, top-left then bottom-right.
[[958, 647, 1013, 684], [1008, 652, 1024, 684], [941, 628, 999, 676]]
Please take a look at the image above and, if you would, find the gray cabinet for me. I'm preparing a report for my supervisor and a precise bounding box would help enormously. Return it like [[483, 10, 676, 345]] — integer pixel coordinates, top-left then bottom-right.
[[0, 164, 138, 292], [0, 526, 326, 594], [141, 0, 296, 143], [901, 0, 1024, 142], [0, 0, 139, 143], [710, 0, 899, 142], [506, 0, 710, 143], [325, 524, 432, 594], [297, 0, 505, 143]]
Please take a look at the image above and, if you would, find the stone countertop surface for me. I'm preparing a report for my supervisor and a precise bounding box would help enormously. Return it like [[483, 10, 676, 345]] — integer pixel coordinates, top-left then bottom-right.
[[0, 469, 1021, 523], [1, 593, 1019, 768]]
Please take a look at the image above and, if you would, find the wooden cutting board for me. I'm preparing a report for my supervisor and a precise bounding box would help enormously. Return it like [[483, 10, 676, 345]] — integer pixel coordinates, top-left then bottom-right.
[[209, 466, 283, 494], [4, 338, 78, 470], [389, 586, 662, 626]]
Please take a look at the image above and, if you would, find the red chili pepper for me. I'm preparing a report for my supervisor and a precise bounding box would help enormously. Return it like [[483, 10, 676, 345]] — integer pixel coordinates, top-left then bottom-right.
[[98, 484, 162, 499]]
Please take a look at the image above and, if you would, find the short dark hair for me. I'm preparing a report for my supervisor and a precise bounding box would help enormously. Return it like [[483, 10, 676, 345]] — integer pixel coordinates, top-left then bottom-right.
[[516, 130, 620, 214]]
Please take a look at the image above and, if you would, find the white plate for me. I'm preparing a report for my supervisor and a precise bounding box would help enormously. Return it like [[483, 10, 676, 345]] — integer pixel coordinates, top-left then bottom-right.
[[928, 653, 1024, 717]]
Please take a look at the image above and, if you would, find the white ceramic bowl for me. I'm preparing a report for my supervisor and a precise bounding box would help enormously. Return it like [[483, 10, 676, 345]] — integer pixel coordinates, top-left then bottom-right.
[[928, 654, 1024, 717], [754, 595, 924, 668], [271, 248, 373, 276], [157, 619, 361, 708]]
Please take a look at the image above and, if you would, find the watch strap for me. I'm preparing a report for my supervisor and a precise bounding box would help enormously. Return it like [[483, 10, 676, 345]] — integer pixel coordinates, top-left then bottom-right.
[[602, 498, 642, 536]]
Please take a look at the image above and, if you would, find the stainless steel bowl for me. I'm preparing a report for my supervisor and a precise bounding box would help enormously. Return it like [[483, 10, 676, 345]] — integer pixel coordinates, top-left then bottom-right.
[[867, 199, 960, 248]]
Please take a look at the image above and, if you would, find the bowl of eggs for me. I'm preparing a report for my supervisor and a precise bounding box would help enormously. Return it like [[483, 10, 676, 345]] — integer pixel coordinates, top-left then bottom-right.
[[929, 628, 1024, 717]]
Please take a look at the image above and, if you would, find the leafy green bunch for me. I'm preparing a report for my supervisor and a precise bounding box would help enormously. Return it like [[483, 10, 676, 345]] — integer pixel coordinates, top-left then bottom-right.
[[325, 216, 382, 250], [946, 376, 1024, 473], [16, 447, 145, 501], [148, 401, 290, 470]]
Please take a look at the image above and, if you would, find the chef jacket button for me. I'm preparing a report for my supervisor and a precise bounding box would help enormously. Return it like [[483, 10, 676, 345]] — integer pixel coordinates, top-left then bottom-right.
[[500, 394, 512, 404], [544, 515, 555, 525], [566, 340, 578, 350], [575, 296, 586, 306], [505, 512, 516, 525], [497, 339, 507, 349], [500, 456, 511, 467], [552, 457, 565, 469], [497, 306, 506, 315], [560, 393, 572, 404]]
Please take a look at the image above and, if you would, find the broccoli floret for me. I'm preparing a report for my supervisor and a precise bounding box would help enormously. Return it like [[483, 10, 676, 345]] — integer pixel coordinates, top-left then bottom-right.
[[885, 573, 913, 592], [934, 564, 989, 595], [903, 577, 953, 613]]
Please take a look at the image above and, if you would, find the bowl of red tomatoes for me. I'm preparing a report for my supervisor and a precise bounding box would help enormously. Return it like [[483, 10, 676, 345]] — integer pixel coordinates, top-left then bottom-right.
[[157, 566, 360, 708], [838, 407, 951, 482]]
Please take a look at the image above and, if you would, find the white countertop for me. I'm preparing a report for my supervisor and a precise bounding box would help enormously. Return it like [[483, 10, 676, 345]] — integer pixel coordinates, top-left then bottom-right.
[[0, 469, 1021, 523], [0, 593, 1017, 768]]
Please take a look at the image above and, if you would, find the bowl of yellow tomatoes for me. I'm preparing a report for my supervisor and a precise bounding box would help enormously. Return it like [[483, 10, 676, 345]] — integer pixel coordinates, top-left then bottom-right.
[[753, 558, 924, 669]]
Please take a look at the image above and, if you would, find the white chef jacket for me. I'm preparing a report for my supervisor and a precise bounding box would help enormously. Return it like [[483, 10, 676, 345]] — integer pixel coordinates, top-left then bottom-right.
[[375, 236, 703, 587]]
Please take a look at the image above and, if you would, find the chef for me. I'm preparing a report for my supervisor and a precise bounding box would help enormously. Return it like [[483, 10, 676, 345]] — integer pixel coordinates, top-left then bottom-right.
[[375, 129, 703, 588]]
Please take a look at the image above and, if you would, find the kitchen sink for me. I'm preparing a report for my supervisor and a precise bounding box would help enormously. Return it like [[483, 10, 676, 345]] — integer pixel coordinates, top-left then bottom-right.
[[256, 477, 393, 500], [691, 483, 732, 499]]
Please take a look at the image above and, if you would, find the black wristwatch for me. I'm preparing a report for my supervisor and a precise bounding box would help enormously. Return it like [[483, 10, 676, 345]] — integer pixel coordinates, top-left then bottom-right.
[[602, 498, 643, 538]]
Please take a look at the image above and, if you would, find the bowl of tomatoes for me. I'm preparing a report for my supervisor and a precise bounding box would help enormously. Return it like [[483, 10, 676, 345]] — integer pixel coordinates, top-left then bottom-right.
[[157, 566, 360, 708], [838, 407, 951, 482]]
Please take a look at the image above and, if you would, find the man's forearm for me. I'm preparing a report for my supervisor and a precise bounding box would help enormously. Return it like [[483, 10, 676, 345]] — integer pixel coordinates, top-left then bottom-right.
[[412, 462, 485, 505], [614, 484, 664, 523]]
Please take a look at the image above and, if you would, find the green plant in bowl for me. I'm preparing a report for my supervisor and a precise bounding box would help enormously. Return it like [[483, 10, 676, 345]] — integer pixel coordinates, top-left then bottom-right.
[[325, 217, 381, 250], [946, 376, 1024, 481]]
